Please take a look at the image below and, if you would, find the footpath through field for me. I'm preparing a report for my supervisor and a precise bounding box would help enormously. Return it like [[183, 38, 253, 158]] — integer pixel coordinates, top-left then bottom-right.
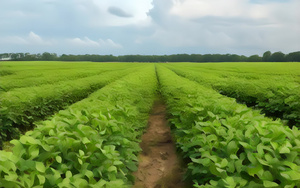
[[133, 100, 187, 188]]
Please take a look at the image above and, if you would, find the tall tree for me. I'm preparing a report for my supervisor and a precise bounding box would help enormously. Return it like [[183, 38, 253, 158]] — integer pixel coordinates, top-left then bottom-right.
[[285, 51, 300, 62], [248, 55, 262, 62], [262, 51, 271, 62], [269, 51, 285, 62]]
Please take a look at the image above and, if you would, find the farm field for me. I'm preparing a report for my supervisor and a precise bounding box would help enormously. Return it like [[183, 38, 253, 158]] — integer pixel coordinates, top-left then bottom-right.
[[0, 61, 300, 187]]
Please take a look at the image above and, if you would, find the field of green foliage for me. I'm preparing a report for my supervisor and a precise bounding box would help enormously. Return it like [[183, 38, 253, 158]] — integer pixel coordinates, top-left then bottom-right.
[[0, 61, 299, 187]]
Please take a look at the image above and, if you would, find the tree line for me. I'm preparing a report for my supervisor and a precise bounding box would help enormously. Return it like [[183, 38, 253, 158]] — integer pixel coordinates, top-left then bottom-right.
[[1, 51, 300, 62]]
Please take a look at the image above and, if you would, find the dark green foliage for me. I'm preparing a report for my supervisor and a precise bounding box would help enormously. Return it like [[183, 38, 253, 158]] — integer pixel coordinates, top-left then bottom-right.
[[285, 51, 300, 62], [0, 68, 137, 148], [157, 65, 300, 187], [262, 51, 271, 62], [0, 70, 14, 76], [166, 64, 300, 127], [269, 52, 285, 62], [248, 55, 262, 62], [0, 65, 158, 187], [3, 51, 300, 62]]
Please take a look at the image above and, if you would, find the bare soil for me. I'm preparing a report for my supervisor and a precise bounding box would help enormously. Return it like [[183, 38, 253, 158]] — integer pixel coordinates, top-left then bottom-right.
[[133, 101, 188, 188]]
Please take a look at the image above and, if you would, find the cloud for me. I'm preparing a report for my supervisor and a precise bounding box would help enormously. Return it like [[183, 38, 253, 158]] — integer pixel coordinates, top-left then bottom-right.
[[108, 6, 133, 18], [0, 32, 53, 45], [142, 0, 300, 55], [0, 0, 298, 55], [28, 32, 44, 44], [67, 37, 122, 49], [68, 37, 100, 47]]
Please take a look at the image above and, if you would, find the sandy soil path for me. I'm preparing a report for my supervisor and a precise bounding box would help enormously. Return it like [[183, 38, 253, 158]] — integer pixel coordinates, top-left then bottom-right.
[[133, 101, 188, 188]]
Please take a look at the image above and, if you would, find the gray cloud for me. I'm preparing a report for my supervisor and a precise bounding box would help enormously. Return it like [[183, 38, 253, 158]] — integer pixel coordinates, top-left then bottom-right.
[[0, 0, 299, 56], [108, 6, 133, 18], [143, 0, 300, 55]]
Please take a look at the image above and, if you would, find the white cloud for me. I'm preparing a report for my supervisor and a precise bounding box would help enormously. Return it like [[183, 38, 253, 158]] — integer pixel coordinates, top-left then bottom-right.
[[68, 37, 100, 47], [67, 37, 122, 49], [0, 32, 53, 45], [28, 32, 44, 44], [170, 0, 288, 20], [143, 0, 300, 55]]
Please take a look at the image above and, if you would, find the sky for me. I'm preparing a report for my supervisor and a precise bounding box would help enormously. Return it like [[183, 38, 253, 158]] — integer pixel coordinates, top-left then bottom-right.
[[0, 0, 299, 56]]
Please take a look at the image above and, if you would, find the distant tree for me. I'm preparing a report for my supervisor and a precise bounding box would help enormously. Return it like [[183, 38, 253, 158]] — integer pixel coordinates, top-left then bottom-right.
[[11, 53, 19, 60], [5, 51, 300, 62], [269, 51, 285, 62], [262, 51, 271, 62], [285, 51, 300, 62], [190, 54, 202, 62], [228, 54, 241, 62], [42, 52, 57, 61], [248, 55, 262, 62]]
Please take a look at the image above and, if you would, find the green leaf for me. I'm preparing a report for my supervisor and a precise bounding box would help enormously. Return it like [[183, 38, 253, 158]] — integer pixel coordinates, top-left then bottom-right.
[[127, 162, 138, 171], [257, 143, 264, 156], [37, 174, 45, 184], [79, 150, 84, 156], [234, 159, 243, 173], [220, 159, 228, 168], [4, 173, 18, 181], [279, 146, 290, 154], [245, 126, 255, 138], [36, 162, 46, 173], [92, 179, 107, 187], [227, 141, 238, 154], [66, 171, 72, 178], [262, 171, 273, 181], [263, 180, 278, 187], [82, 137, 90, 144], [223, 176, 236, 187], [191, 157, 211, 166], [46, 168, 61, 185], [0, 151, 11, 161], [20, 136, 39, 145], [56, 156, 62, 163], [207, 111, 215, 118], [0, 161, 16, 173], [230, 154, 238, 160], [227, 161, 235, 173], [247, 165, 263, 177], [84, 170, 94, 179], [108, 166, 117, 172], [28, 145, 39, 159], [256, 157, 271, 167], [113, 160, 123, 166], [246, 152, 257, 165], [107, 180, 125, 187], [280, 170, 300, 180], [10, 140, 25, 158], [72, 178, 88, 187], [239, 141, 252, 149], [270, 142, 278, 150]]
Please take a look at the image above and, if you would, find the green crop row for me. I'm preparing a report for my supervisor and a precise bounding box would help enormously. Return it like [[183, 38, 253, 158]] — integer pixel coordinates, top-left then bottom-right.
[[168, 62, 300, 77], [0, 62, 142, 91], [0, 65, 158, 187], [165, 64, 300, 127], [0, 67, 139, 148], [156, 65, 300, 187]]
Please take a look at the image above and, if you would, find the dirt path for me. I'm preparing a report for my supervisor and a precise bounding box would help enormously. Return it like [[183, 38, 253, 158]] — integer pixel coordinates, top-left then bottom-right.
[[133, 101, 187, 188]]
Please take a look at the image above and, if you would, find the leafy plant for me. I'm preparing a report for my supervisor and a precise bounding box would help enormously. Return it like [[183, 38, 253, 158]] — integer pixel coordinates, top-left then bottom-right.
[[0, 65, 158, 187], [157, 65, 300, 187], [166, 64, 300, 127], [0, 66, 141, 148]]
